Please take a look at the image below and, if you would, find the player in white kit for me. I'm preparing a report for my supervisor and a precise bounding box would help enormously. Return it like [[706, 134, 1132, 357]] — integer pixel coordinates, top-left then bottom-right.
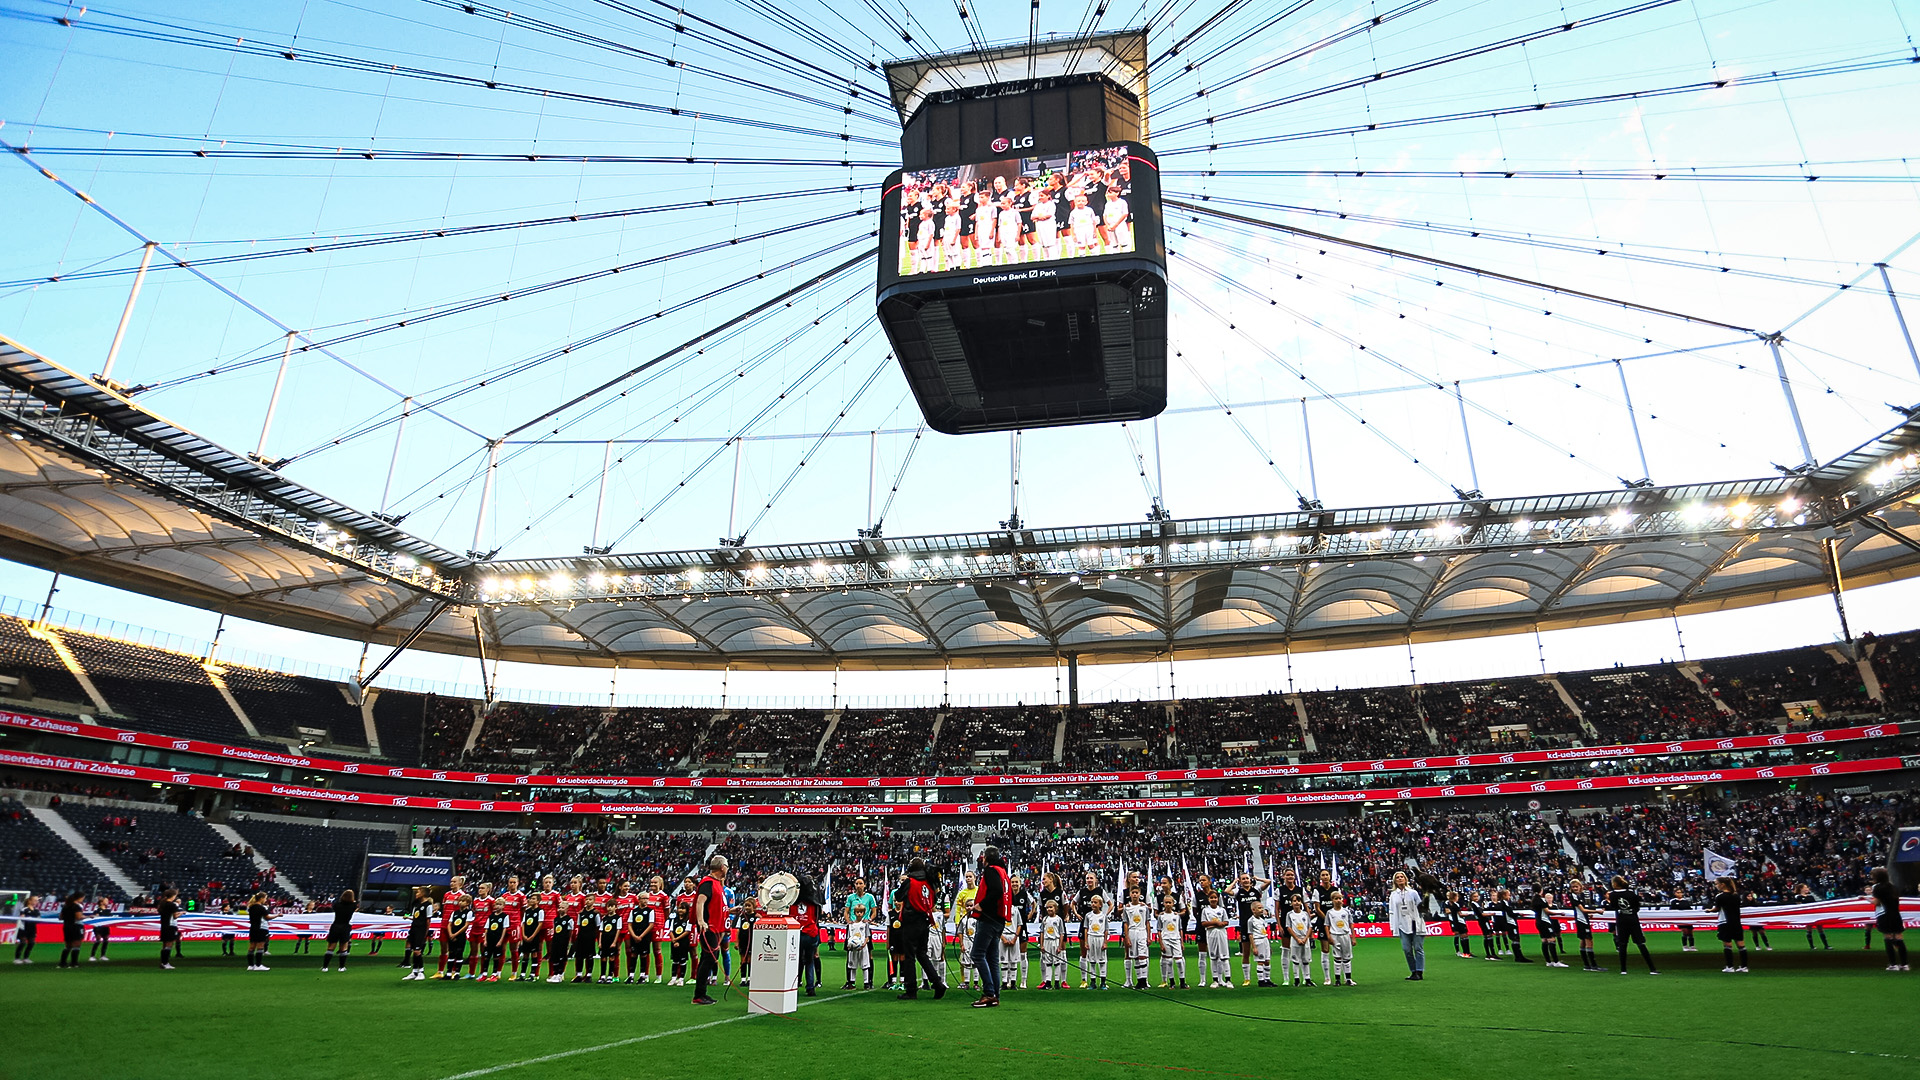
[[1245, 901, 1275, 987], [1039, 902, 1067, 989], [1326, 892, 1356, 986], [1080, 894, 1110, 989], [941, 197, 962, 270], [1157, 897, 1188, 989], [1121, 889, 1152, 989], [1284, 898, 1314, 987], [971, 189, 996, 268], [1199, 893, 1233, 988]]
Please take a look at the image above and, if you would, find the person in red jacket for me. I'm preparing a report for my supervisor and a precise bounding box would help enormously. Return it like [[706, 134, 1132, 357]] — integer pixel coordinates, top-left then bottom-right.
[[691, 855, 731, 1006], [969, 848, 1011, 1008], [893, 858, 947, 1001]]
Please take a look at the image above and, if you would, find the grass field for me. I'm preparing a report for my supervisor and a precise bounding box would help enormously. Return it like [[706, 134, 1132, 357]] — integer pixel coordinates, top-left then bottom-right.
[[2, 934, 1907, 1080]]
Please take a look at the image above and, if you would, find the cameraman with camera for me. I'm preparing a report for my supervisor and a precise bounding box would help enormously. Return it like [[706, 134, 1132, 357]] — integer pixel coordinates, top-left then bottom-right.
[[891, 858, 947, 1000]]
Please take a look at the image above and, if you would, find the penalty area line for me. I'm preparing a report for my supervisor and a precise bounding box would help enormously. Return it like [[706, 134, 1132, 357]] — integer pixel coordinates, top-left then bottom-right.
[[437, 989, 871, 1079]]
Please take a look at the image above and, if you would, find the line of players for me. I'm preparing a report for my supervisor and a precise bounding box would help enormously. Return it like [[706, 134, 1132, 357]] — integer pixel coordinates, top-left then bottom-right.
[[902, 162, 1133, 274], [406, 873, 735, 985]]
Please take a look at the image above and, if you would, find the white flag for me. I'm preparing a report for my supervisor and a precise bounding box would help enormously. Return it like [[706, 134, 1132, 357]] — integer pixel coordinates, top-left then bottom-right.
[[823, 862, 834, 915], [1703, 849, 1737, 882]]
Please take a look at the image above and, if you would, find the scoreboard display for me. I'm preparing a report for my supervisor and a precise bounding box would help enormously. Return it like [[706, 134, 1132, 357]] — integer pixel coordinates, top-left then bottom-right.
[[876, 141, 1167, 435]]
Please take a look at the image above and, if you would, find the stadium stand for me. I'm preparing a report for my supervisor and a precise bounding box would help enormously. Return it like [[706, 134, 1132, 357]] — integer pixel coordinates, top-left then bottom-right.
[[226, 816, 394, 901], [58, 804, 284, 902], [1061, 701, 1173, 770], [0, 616, 87, 707], [1556, 662, 1723, 743], [369, 689, 426, 765], [1418, 676, 1580, 753], [1560, 789, 1913, 898], [925, 705, 1057, 772], [52, 628, 246, 742], [811, 707, 936, 776], [1696, 644, 1875, 721], [3, 796, 119, 898], [693, 708, 830, 771], [1300, 685, 1427, 761], [420, 695, 476, 765], [589, 706, 709, 775], [1174, 693, 1303, 765], [218, 664, 365, 748], [466, 701, 602, 770]]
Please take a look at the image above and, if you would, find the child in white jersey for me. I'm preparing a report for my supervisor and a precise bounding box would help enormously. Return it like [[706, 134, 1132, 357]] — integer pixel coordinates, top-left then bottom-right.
[[1121, 889, 1152, 990], [1326, 891, 1356, 986], [1157, 896, 1188, 989], [956, 915, 977, 990], [1000, 919, 1020, 990], [1246, 901, 1275, 987], [1081, 894, 1110, 989], [1285, 897, 1314, 987], [1039, 901, 1067, 989], [1199, 892, 1233, 988]]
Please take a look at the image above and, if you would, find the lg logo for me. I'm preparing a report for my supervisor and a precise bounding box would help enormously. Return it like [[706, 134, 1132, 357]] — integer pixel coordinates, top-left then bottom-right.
[[990, 135, 1034, 154]]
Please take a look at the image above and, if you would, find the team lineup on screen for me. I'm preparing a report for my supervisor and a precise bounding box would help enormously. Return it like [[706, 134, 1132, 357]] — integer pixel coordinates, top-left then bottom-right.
[[897, 144, 1139, 275]]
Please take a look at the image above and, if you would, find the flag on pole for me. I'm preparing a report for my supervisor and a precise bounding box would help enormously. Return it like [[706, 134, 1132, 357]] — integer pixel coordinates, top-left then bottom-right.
[[823, 862, 834, 914], [1331, 852, 1341, 886], [1703, 849, 1737, 882], [1181, 857, 1195, 910], [880, 868, 891, 915]]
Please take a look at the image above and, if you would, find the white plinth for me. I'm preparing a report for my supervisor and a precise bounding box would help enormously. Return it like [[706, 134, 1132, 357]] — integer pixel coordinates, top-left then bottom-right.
[[748, 918, 801, 1015]]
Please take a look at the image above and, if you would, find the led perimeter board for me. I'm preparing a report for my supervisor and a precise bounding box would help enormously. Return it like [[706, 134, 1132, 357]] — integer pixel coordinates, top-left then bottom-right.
[[877, 141, 1167, 435]]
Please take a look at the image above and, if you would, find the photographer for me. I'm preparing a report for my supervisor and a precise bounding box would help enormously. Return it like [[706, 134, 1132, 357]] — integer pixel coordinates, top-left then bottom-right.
[[969, 847, 1011, 1008], [891, 858, 947, 1000]]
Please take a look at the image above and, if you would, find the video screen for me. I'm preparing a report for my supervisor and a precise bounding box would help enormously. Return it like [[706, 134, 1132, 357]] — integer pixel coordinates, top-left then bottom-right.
[[891, 144, 1149, 279]]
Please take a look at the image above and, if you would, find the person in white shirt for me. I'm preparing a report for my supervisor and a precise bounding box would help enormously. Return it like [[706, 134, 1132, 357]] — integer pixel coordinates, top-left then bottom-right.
[[1284, 898, 1314, 987], [1156, 896, 1187, 989], [999, 919, 1020, 990], [846, 916, 872, 991], [1326, 891, 1356, 986], [1199, 893, 1232, 988], [1245, 902, 1274, 987], [1387, 871, 1429, 981], [1068, 193, 1098, 256], [1080, 894, 1110, 989], [1121, 889, 1152, 990], [1039, 902, 1067, 989], [957, 915, 978, 990]]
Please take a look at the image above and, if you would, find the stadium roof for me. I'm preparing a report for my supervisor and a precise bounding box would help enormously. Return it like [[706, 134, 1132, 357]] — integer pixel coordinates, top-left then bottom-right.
[[8, 334, 1920, 672]]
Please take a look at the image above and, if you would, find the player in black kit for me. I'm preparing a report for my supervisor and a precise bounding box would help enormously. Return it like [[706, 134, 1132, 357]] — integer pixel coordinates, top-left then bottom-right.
[[1868, 867, 1908, 971], [1606, 877, 1659, 975], [1710, 878, 1749, 973]]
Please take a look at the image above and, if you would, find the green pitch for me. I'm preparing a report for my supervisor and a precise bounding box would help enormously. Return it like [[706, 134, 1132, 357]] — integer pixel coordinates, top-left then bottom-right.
[[2, 936, 1904, 1080]]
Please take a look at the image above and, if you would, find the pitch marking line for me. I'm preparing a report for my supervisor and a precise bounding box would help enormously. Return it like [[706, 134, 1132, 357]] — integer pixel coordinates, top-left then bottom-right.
[[439, 990, 872, 1079]]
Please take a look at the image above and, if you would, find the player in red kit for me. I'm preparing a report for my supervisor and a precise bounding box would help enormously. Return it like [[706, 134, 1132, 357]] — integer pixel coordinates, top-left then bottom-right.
[[623, 880, 652, 984], [607, 880, 638, 983], [465, 881, 495, 979], [497, 875, 527, 981], [641, 875, 670, 983], [434, 875, 470, 979], [549, 876, 586, 983], [527, 874, 558, 981]]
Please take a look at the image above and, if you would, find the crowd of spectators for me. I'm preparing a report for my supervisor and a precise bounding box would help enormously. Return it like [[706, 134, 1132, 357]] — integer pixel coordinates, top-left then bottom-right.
[[1060, 702, 1174, 770], [1173, 693, 1302, 765], [1300, 687, 1426, 761], [813, 708, 937, 776], [465, 701, 603, 770]]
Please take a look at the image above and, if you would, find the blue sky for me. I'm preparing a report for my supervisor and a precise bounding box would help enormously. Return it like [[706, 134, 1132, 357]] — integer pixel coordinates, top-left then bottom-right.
[[2, 0, 1919, 704]]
